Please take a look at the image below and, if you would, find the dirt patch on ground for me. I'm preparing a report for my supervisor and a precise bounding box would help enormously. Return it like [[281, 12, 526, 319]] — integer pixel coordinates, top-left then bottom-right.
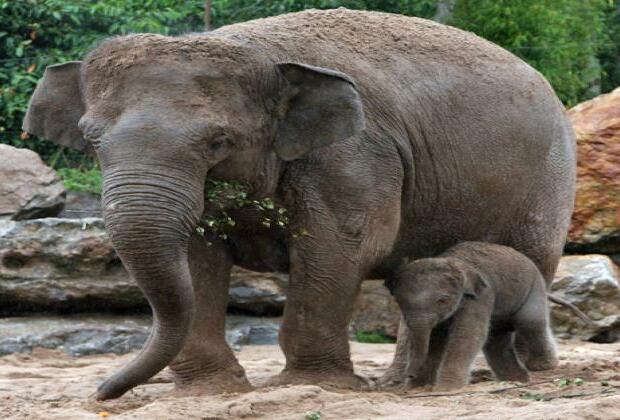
[[1, 339, 619, 419]]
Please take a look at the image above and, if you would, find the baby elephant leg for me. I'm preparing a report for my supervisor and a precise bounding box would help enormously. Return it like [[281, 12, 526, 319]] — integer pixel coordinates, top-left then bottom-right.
[[483, 330, 530, 383], [514, 288, 558, 371], [434, 302, 491, 392], [405, 326, 449, 388]]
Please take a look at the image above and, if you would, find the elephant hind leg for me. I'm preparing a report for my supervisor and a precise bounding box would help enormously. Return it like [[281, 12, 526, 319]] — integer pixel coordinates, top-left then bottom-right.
[[483, 330, 530, 383], [514, 282, 558, 372], [169, 234, 252, 394]]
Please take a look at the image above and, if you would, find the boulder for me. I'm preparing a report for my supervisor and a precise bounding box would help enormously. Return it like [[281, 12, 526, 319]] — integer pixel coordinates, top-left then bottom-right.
[[567, 88, 620, 254], [58, 191, 102, 219], [0, 144, 65, 220], [0, 315, 280, 356], [229, 268, 287, 316], [0, 218, 145, 313], [550, 255, 620, 343], [350, 280, 400, 339], [0, 217, 286, 315]]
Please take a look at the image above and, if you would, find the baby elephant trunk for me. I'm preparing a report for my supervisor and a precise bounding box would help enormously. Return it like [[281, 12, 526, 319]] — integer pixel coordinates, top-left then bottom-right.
[[406, 322, 432, 378]]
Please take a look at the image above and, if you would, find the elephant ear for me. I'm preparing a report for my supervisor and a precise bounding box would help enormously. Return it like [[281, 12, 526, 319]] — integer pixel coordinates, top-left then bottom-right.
[[274, 62, 365, 161], [462, 269, 489, 299], [22, 61, 92, 154]]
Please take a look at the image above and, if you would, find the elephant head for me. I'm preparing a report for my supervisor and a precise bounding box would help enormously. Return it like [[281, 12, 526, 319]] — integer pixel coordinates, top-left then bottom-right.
[[386, 257, 488, 378], [22, 34, 364, 399]]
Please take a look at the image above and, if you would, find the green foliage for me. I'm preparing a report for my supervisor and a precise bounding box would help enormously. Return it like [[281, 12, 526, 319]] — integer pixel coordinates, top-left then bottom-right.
[[56, 167, 102, 195], [449, 0, 609, 106], [556, 377, 584, 387], [197, 180, 289, 240], [211, 0, 437, 26], [600, 2, 620, 93], [305, 411, 323, 420], [354, 331, 395, 343]]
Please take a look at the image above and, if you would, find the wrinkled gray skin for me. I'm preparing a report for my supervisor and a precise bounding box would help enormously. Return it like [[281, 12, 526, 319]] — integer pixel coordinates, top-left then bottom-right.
[[22, 9, 575, 400], [386, 242, 558, 391]]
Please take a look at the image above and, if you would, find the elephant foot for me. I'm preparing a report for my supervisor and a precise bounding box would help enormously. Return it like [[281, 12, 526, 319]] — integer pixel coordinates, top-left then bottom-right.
[[432, 383, 465, 393], [170, 354, 252, 395], [493, 367, 531, 383], [264, 369, 373, 391], [400, 375, 433, 391], [524, 355, 558, 372], [376, 366, 408, 390], [172, 368, 253, 396]]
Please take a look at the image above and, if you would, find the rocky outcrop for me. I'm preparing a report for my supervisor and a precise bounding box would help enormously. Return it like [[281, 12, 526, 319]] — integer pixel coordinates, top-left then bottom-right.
[[58, 191, 102, 219], [0, 144, 65, 220], [0, 218, 286, 315], [350, 280, 400, 339], [0, 218, 141, 313], [567, 88, 620, 255], [0, 315, 279, 356], [229, 270, 287, 316], [550, 255, 620, 343]]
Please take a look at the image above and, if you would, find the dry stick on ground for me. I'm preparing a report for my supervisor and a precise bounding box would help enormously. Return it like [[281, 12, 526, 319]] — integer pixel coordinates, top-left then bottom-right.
[[402, 381, 620, 400]]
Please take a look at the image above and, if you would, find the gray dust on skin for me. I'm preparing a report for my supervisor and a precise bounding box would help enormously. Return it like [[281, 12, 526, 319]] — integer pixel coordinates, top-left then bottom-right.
[[0, 315, 280, 357]]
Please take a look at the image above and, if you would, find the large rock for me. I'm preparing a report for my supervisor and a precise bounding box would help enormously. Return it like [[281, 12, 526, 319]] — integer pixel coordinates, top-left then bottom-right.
[[228, 269, 287, 316], [0, 144, 65, 220], [350, 280, 400, 339], [58, 191, 102, 219], [0, 315, 280, 356], [0, 218, 144, 313], [550, 255, 620, 343], [0, 217, 286, 315], [567, 88, 620, 254]]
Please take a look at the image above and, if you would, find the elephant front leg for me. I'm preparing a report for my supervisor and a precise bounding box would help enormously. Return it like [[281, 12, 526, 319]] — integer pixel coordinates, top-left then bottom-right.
[[378, 316, 411, 388], [169, 233, 251, 394], [434, 301, 491, 392], [404, 326, 449, 389], [268, 231, 367, 389]]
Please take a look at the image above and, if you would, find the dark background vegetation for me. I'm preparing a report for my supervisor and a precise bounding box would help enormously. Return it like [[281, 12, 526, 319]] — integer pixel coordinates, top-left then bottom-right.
[[1, 0, 617, 192]]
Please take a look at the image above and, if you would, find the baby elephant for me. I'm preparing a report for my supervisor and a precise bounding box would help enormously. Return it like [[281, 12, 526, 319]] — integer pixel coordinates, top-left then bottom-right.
[[386, 242, 558, 391]]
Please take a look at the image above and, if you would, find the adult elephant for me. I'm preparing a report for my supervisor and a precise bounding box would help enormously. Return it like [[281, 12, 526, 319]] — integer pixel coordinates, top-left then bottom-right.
[[23, 9, 575, 400]]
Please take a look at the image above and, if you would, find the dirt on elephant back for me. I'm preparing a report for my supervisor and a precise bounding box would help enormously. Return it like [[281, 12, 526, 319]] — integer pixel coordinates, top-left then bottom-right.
[[1, 340, 619, 419]]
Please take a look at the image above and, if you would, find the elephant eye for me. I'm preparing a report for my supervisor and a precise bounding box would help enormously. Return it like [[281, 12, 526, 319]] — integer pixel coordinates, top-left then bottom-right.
[[209, 135, 230, 152], [436, 296, 451, 306]]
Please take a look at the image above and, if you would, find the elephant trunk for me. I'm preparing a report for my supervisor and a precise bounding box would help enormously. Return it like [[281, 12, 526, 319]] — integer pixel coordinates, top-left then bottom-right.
[[406, 320, 433, 378], [96, 166, 204, 400]]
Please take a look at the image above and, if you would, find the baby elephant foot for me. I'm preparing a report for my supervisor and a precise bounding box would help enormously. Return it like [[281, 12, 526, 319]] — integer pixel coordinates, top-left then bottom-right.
[[432, 381, 467, 393], [494, 368, 530, 383], [525, 354, 558, 372], [377, 368, 407, 390]]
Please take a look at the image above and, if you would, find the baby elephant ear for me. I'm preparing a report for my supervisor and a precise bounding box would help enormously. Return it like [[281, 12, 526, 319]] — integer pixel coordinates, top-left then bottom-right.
[[273, 62, 365, 161], [463, 271, 489, 299], [22, 61, 92, 154]]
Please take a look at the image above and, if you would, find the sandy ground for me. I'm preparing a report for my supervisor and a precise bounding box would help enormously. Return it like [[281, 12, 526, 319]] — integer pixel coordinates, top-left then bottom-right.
[[1, 340, 619, 419]]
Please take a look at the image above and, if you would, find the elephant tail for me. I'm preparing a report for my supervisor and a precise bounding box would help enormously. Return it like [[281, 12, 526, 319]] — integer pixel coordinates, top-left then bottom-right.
[[547, 294, 596, 327]]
